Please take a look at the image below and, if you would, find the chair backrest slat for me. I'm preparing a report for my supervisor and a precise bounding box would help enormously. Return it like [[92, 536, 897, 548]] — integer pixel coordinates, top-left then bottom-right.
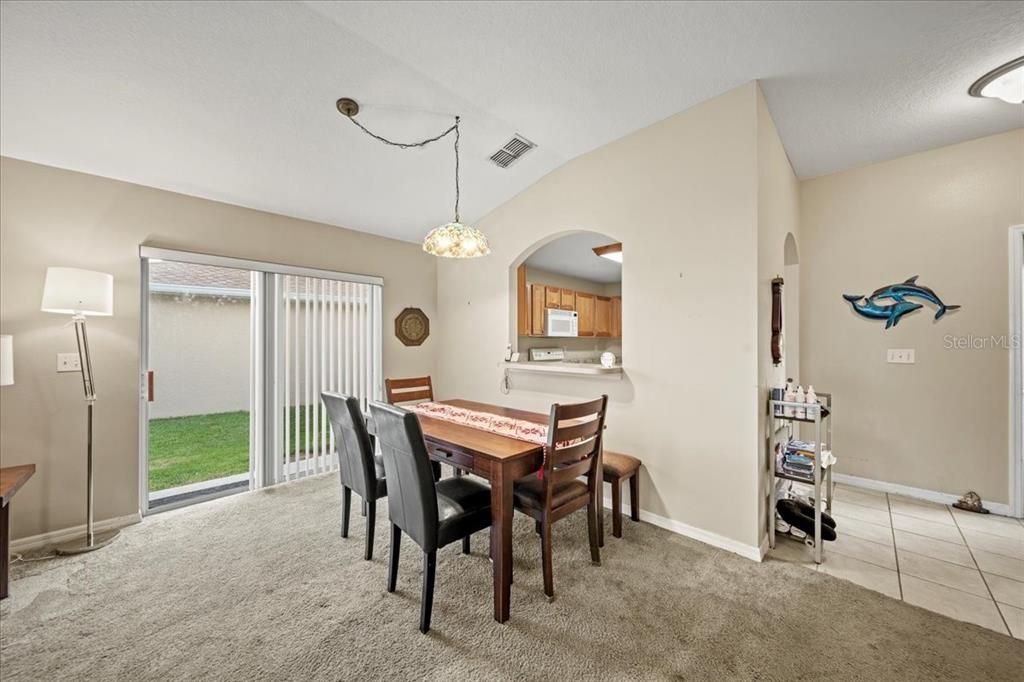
[[385, 376, 434, 406], [549, 458, 592, 485], [556, 418, 602, 443], [369, 401, 440, 552], [551, 438, 600, 466], [322, 392, 377, 499], [550, 396, 606, 421], [391, 388, 433, 403]]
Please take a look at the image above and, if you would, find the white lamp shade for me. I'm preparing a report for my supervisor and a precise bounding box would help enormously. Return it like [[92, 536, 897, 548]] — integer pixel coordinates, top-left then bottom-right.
[[0, 335, 12, 386], [41, 267, 114, 316]]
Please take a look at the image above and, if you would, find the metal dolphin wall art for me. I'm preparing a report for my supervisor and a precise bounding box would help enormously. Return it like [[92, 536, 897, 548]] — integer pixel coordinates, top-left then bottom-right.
[[843, 276, 960, 329]]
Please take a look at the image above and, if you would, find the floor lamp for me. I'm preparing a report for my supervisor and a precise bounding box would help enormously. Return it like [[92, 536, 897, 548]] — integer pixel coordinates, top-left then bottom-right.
[[41, 267, 119, 554]]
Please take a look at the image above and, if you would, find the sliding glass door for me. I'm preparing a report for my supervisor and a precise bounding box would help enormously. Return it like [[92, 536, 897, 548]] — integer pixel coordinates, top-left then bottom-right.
[[139, 248, 383, 514], [145, 260, 256, 511]]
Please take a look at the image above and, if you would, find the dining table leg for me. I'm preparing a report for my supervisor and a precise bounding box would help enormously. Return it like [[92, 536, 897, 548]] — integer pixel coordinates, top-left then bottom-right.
[[490, 463, 514, 623]]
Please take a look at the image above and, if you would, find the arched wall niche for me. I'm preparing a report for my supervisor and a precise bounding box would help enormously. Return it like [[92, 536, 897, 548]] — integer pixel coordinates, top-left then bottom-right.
[[783, 232, 799, 266], [782, 231, 800, 381], [507, 229, 623, 361]]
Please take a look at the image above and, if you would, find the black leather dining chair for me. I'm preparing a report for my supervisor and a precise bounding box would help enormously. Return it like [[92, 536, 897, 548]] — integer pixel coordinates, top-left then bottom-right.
[[322, 392, 386, 561], [369, 401, 492, 633]]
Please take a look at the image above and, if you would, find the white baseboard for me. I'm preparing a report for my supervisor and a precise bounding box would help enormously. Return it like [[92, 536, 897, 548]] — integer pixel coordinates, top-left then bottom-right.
[[601, 498, 763, 562], [10, 513, 142, 553], [833, 473, 1014, 517]]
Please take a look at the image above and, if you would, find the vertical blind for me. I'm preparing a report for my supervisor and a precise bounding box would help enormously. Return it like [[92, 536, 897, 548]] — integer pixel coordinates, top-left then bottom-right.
[[272, 275, 383, 484]]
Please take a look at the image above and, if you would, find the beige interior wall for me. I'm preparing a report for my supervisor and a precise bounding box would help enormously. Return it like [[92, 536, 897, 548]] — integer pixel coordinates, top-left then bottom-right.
[[800, 129, 1024, 504], [783, 264, 800, 384], [755, 87, 801, 539], [0, 157, 438, 540], [436, 83, 764, 550]]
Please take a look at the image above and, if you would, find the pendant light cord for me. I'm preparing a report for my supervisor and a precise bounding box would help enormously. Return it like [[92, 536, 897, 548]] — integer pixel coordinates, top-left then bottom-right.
[[454, 117, 460, 222], [343, 114, 462, 222]]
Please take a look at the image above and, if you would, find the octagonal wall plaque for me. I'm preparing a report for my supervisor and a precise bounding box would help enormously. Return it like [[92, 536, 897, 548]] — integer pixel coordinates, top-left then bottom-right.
[[395, 307, 429, 346]]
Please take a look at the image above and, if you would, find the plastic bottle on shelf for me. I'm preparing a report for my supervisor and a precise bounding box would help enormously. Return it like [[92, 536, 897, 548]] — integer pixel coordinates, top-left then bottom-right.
[[784, 381, 796, 417], [795, 385, 806, 419], [806, 385, 818, 417]]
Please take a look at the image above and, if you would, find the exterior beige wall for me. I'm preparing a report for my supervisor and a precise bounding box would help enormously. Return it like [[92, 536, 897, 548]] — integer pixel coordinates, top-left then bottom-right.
[[756, 88, 801, 538], [148, 294, 250, 419], [0, 157, 437, 541], [436, 83, 764, 551], [800, 129, 1024, 504]]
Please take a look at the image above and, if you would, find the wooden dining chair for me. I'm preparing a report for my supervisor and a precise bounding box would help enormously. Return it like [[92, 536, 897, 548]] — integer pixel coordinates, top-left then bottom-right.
[[385, 376, 434, 406], [513, 395, 608, 602], [369, 401, 493, 633], [321, 392, 387, 561], [602, 451, 642, 538], [386, 376, 459, 478]]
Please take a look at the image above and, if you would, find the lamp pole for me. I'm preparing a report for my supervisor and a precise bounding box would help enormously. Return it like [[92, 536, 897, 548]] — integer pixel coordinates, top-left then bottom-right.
[[56, 313, 118, 554]]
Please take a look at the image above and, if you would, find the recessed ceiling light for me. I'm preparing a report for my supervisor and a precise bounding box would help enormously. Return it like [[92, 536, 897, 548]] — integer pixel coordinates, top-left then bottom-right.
[[969, 56, 1024, 104], [593, 243, 622, 263]]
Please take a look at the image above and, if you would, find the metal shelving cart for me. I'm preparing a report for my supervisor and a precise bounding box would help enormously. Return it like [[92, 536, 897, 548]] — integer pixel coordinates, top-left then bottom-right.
[[767, 391, 833, 564]]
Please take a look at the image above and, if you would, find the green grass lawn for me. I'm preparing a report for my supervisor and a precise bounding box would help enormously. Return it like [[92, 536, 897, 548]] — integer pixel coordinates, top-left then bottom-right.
[[148, 407, 331, 492]]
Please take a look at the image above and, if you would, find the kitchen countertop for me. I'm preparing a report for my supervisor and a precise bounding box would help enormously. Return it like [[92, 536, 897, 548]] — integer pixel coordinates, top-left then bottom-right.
[[504, 361, 623, 377]]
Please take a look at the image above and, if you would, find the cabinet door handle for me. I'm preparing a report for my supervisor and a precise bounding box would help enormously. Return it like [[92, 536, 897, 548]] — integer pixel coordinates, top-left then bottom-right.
[[147, 370, 155, 402]]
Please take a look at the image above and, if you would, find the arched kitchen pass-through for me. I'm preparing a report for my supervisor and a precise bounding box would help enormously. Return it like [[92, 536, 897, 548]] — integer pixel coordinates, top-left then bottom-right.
[[507, 230, 623, 377]]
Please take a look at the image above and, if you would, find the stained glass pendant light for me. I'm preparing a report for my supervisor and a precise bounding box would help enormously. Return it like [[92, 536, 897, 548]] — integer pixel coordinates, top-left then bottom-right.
[[337, 98, 490, 258]]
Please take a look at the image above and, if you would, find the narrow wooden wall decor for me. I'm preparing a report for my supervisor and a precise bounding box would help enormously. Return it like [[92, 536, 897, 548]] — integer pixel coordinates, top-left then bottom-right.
[[771, 276, 784, 366]]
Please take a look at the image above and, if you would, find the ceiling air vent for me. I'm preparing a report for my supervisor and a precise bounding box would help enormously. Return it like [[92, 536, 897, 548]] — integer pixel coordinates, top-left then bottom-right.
[[489, 135, 536, 168]]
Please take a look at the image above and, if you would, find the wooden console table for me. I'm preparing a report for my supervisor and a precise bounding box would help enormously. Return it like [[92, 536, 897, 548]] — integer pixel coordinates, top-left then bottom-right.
[[1, 464, 35, 599]]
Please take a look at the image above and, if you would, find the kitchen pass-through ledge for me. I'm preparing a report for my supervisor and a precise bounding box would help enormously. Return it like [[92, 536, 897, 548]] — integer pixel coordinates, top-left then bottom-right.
[[504, 361, 623, 378]]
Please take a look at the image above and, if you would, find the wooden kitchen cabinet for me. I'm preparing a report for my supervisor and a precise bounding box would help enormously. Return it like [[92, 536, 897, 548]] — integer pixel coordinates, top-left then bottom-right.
[[595, 296, 612, 337], [531, 284, 546, 336], [519, 277, 620, 339], [545, 286, 561, 309], [576, 292, 595, 336], [611, 296, 622, 338]]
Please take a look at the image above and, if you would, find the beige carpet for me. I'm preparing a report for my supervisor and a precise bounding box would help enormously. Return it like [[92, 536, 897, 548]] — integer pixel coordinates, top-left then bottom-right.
[[2, 475, 1022, 681]]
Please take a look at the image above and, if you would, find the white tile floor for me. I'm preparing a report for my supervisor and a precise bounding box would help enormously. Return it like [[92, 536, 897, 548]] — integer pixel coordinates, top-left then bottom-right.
[[770, 483, 1024, 639]]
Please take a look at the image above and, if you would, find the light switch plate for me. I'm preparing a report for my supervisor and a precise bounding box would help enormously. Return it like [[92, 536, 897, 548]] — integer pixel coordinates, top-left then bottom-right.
[[57, 353, 81, 372], [887, 348, 915, 364]]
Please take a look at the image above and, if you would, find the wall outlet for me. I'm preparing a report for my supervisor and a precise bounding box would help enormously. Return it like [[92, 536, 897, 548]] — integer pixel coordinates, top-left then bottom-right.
[[887, 348, 915, 364], [57, 353, 81, 372]]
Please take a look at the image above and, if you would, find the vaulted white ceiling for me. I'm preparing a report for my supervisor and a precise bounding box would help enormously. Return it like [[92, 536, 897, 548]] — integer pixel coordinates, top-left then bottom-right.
[[526, 233, 622, 284], [1, 1, 1021, 243]]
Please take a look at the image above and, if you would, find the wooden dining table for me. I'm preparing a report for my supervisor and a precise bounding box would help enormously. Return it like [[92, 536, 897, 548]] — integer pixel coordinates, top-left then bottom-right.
[[1, 464, 36, 600], [415, 399, 603, 623]]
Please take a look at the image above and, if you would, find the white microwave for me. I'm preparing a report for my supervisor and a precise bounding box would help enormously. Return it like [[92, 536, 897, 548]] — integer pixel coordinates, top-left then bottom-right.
[[546, 308, 578, 337]]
